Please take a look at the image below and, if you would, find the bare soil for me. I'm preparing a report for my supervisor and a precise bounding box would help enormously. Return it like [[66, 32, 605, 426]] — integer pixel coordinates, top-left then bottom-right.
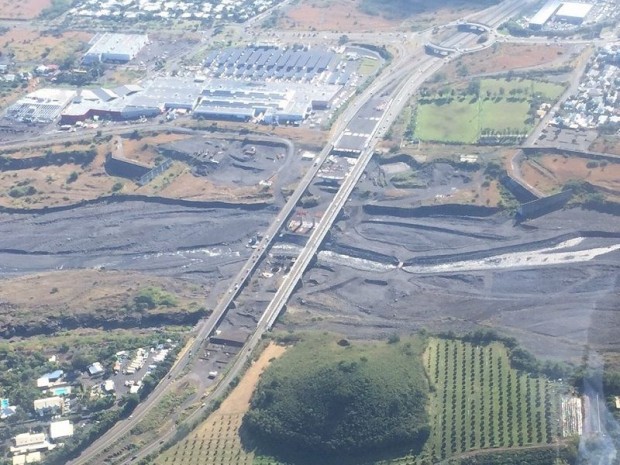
[[121, 133, 188, 166], [519, 154, 620, 197], [0, 0, 51, 19], [0, 270, 208, 336], [0, 132, 276, 208], [589, 135, 620, 156], [142, 170, 272, 202], [0, 29, 92, 63], [441, 43, 578, 81], [280, 0, 399, 32]]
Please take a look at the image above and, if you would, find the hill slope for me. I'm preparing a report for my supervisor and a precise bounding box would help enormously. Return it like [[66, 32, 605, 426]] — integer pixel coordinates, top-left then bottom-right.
[[243, 334, 430, 460]]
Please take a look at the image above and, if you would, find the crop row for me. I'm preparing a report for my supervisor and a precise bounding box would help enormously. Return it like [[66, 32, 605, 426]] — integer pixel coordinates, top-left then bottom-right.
[[156, 413, 253, 465], [421, 338, 559, 462]]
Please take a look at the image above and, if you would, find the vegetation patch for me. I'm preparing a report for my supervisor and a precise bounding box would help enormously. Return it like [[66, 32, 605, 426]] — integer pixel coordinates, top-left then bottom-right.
[[390, 170, 425, 189], [243, 333, 430, 461]]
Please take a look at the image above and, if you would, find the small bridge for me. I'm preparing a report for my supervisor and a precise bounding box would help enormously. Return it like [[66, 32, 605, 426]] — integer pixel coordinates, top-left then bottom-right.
[[458, 22, 491, 34], [424, 43, 457, 57]]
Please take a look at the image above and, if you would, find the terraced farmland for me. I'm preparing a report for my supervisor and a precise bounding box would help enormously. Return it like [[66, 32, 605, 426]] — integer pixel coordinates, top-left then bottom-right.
[[155, 344, 286, 465], [422, 338, 561, 462]]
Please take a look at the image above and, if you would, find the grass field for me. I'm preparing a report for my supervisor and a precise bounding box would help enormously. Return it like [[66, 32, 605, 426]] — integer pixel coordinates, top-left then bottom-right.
[[414, 78, 566, 144], [358, 57, 381, 76], [480, 79, 565, 100], [415, 100, 480, 144], [479, 100, 530, 132]]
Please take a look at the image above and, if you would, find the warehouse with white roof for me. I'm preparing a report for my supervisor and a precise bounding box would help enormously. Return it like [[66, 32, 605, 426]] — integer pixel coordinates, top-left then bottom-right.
[[555, 2, 593, 23], [82, 33, 149, 64]]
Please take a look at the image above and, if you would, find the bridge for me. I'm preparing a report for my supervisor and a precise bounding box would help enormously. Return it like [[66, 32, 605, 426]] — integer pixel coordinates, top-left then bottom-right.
[[424, 42, 457, 57], [458, 22, 491, 34]]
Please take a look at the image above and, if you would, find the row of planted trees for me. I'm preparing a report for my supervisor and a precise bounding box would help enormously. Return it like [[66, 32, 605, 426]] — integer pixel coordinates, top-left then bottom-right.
[[425, 338, 559, 461]]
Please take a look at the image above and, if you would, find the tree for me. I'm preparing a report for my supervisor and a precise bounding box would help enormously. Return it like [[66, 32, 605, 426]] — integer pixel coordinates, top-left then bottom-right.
[[120, 393, 140, 416], [66, 171, 78, 183], [467, 79, 481, 97], [71, 352, 95, 372]]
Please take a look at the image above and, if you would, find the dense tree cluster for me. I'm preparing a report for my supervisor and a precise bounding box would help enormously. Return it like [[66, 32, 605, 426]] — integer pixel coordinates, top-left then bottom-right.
[[243, 335, 430, 459]]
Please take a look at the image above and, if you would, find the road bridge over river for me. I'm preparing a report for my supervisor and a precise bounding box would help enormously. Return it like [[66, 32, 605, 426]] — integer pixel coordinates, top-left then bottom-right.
[[69, 0, 544, 463]]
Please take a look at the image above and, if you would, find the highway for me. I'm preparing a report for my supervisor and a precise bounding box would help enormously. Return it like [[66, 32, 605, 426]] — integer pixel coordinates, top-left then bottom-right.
[[67, 0, 545, 463]]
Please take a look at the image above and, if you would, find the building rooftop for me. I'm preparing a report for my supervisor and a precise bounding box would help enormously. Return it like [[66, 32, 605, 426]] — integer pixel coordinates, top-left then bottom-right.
[[529, 0, 562, 26], [12, 452, 43, 465], [88, 362, 104, 376], [33, 397, 63, 410], [84, 33, 149, 57], [555, 2, 593, 19], [14, 433, 46, 448], [50, 420, 74, 440]]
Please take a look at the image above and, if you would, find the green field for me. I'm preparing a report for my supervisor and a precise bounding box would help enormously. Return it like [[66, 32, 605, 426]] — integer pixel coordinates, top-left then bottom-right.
[[358, 57, 381, 76], [415, 100, 480, 144], [414, 78, 566, 144], [479, 100, 530, 132], [245, 333, 429, 462], [480, 79, 565, 100]]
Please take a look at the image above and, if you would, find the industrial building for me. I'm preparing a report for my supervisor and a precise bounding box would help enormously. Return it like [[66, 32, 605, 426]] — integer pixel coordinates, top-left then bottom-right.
[[3, 89, 75, 124], [82, 33, 149, 64], [528, 0, 593, 28], [555, 2, 593, 23], [529, 0, 562, 29], [58, 76, 342, 125], [195, 83, 308, 123], [204, 46, 344, 84], [9, 76, 341, 126]]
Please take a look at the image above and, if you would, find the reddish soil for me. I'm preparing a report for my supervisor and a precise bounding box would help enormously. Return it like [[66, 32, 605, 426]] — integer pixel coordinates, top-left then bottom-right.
[[589, 135, 620, 156], [442, 43, 578, 80], [519, 154, 620, 197], [280, 0, 399, 31], [0, 29, 92, 63], [539, 155, 620, 193], [0, 0, 51, 19]]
